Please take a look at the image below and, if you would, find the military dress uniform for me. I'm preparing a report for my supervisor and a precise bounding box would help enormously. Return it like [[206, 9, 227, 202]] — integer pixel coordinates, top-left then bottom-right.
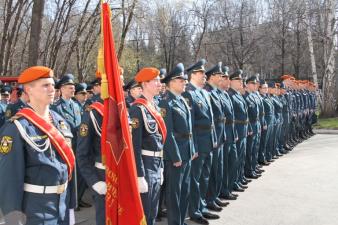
[[204, 63, 227, 211], [228, 70, 251, 188], [181, 60, 218, 223], [51, 74, 82, 222], [77, 99, 105, 225], [0, 66, 74, 225], [219, 67, 239, 199], [130, 68, 166, 225], [0, 102, 6, 128], [4, 85, 27, 120], [243, 76, 261, 178], [159, 63, 195, 225], [124, 79, 140, 109]]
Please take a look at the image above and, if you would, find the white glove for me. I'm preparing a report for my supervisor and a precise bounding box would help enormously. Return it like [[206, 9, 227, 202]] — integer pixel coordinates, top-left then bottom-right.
[[92, 181, 107, 195], [160, 168, 164, 186], [69, 208, 75, 225], [138, 177, 148, 193]]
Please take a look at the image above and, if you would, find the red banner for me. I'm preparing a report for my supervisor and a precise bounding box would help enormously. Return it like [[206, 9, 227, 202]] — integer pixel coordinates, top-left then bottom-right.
[[101, 2, 146, 225]]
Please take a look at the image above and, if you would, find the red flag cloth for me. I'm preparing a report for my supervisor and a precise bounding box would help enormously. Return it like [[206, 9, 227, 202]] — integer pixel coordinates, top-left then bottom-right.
[[101, 3, 146, 225]]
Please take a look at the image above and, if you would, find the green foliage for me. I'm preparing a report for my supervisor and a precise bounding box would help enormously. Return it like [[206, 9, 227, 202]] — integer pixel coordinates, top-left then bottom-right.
[[314, 117, 338, 130]]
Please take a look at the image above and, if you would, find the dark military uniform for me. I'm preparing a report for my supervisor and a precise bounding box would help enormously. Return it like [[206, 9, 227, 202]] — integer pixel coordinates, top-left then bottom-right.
[[228, 70, 251, 188], [258, 86, 275, 163], [0, 110, 73, 225], [204, 63, 226, 210], [51, 74, 82, 223], [219, 81, 239, 198], [77, 100, 105, 225], [182, 60, 218, 222], [158, 63, 194, 225], [130, 95, 164, 225], [243, 77, 261, 178]]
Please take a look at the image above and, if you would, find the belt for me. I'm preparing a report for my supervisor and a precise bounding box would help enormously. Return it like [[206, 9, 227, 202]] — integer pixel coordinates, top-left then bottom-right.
[[24, 181, 68, 194], [225, 119, 234, 125], [141, 149, 163, 158], [95, 162, 106, 170], [195, 124, 214, 131], [234, 119, 249, 125], [174, 132, 192, 139], [215, 117, 226, 124]]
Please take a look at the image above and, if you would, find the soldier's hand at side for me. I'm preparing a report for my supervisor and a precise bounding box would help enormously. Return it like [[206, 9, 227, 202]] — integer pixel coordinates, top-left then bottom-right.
[[137, 177, 148, 193], [263, 125, 267, 130], [192, 153, 198, 160], [92, 181, 107, 195], [173, 161, 182, 167], [248, 131, 253, 136]]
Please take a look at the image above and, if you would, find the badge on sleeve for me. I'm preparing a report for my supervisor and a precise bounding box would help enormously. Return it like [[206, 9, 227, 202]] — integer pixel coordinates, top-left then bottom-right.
[[5, 109, 11, 118], [79, 124, 88, 137], [131, 118, 139, 129], [0, 136, 13, 154], [160, 108, 166, 118]]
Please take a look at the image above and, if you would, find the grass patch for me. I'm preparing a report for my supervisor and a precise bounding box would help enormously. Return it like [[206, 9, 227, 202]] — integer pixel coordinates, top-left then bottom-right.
[[314, 117, 338, 129]]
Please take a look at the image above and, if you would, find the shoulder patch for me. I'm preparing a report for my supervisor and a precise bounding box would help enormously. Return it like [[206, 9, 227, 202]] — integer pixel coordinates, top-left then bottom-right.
[[0, 136, 13, 154], [79, 123, 89, 137], [59, 120, 68, 130], [5, 109, 11, 118], [160, 108, 166, 118], [130, 118, 139, 129]]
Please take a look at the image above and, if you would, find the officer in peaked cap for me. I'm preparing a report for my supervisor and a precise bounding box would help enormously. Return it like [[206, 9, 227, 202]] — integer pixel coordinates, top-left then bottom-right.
[[218, 65, 239, 200], [204, 62, 228, 212], [228, 69, 251, 192], [243, 76, 262, 179], [74, 83, 88, 110], [183, 59, 219, 224], [158, 63, 195, 225], [0, 66, 74, 225], [51, 73, 85, 222], [124, 79, 142, 109], [1, 85, 12, 105], [85, 77, 102, 106], [157, 68, 168, 102], [5, 85, 29, 120], [129, 67, 166, 225]]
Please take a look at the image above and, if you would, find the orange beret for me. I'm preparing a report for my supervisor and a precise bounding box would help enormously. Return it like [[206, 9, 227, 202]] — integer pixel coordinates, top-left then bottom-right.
[[96, 70, 102, 78], [18, 66, 53, 84], [135, 67, 160, 83]]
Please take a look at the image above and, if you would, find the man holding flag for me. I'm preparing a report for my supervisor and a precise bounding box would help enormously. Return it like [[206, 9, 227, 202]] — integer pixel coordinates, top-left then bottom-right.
[[129, 67, 167, 225], [99, 2, 147, 225]]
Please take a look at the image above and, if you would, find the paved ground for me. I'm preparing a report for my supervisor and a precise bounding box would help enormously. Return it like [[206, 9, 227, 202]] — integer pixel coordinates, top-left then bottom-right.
[[76, 134, 338, 225]]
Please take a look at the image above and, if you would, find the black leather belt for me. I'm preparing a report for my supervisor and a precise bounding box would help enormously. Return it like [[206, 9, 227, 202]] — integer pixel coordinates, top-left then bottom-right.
[[225, 119, 234, 125], [195, 124, 214, 131], [174, 132, 193, 139]]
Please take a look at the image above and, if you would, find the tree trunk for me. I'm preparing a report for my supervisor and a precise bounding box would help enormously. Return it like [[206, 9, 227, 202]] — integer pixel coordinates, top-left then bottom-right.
[[28, 0, 44, 67], [321, 0, 336, 117], [305, 2, 318, 85]]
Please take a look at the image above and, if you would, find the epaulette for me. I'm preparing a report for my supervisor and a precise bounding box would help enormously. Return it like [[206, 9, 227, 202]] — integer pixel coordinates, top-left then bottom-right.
[[9, 114, 22, 122]]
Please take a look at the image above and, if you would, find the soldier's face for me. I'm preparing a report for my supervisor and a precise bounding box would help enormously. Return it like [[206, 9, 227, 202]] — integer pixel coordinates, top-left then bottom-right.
[[75, 92, 87, 103], [259, 85, 268, 94], [61, 84, 75, 98], [130, 86, 142, 98], [143, 76, 161, 96], [192, 71, 206, 86], [222, 76, 230, 89], [25, 78, 55, 105], [169, 78, 186, 94], [231, 79, 243, 91]]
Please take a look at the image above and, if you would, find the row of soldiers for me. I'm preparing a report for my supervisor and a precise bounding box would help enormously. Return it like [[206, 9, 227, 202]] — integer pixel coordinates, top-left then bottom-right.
[[124, 60, 317, 225], [0, 61, 316, 225]]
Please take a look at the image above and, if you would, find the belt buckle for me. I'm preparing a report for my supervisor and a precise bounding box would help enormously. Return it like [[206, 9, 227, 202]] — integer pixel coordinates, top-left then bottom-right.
[[57, 184, 65, 194]]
